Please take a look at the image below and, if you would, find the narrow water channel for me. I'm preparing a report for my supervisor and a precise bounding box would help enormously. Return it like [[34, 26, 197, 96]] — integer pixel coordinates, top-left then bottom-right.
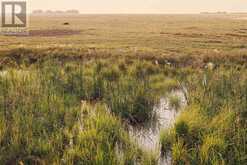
[[128, 90, 187, 164]]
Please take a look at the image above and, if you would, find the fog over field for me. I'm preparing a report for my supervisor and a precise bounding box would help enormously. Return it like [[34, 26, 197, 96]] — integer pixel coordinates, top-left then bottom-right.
[[31, 0, 247, 13]]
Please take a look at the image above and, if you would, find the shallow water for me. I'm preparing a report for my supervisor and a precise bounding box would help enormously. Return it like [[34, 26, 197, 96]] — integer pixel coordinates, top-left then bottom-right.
[[128, 90, 187, 164]]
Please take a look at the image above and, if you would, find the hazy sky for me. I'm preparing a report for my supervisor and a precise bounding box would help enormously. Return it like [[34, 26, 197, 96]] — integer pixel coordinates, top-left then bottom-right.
[[31, 0, 247, 13]]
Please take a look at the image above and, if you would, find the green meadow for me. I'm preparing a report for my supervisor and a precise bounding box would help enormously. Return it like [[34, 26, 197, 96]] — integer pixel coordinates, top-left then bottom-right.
[[0, 14, 246, 164]]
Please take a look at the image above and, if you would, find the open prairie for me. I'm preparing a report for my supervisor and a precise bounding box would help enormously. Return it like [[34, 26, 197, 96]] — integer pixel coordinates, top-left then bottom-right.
[[0, 14, 247, 165], [1, 14, 247, 62]]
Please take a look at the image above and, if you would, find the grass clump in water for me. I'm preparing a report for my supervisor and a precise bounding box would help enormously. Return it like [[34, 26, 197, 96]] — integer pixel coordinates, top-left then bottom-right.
[[104, 77, 157, 124], [168, 95, 181, 111]]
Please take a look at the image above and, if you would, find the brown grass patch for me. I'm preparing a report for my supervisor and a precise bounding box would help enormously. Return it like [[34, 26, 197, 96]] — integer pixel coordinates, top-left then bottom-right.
[[27, 29, 81, 37]]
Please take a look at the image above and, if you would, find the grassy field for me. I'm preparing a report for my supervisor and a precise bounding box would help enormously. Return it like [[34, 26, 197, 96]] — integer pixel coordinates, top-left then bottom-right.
[[0, 14, 247, 164], [1, 14, 247, 64]]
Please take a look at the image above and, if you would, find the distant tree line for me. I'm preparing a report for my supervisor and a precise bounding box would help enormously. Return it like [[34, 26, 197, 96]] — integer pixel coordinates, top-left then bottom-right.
[[200, 11, 227, 14], [32, 9, 80, 15]]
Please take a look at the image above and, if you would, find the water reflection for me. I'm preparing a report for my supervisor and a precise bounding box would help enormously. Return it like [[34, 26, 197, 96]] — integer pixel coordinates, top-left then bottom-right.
[[128, 90, 187, 164]]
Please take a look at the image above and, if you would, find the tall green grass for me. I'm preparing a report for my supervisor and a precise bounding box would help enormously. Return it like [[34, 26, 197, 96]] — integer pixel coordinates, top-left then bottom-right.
[[0, 66, 159, 164], [160, 67, 247, 164], [3, 53, 246, 164], [1, 58, 179, 164]]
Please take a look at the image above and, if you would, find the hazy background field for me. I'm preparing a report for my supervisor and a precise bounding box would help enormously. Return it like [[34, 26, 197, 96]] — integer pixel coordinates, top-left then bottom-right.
[[1, 14, 247, 59]]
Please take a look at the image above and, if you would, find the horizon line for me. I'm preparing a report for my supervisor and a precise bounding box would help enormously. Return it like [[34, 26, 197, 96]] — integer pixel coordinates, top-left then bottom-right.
[[30, 12, 247, 15]]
